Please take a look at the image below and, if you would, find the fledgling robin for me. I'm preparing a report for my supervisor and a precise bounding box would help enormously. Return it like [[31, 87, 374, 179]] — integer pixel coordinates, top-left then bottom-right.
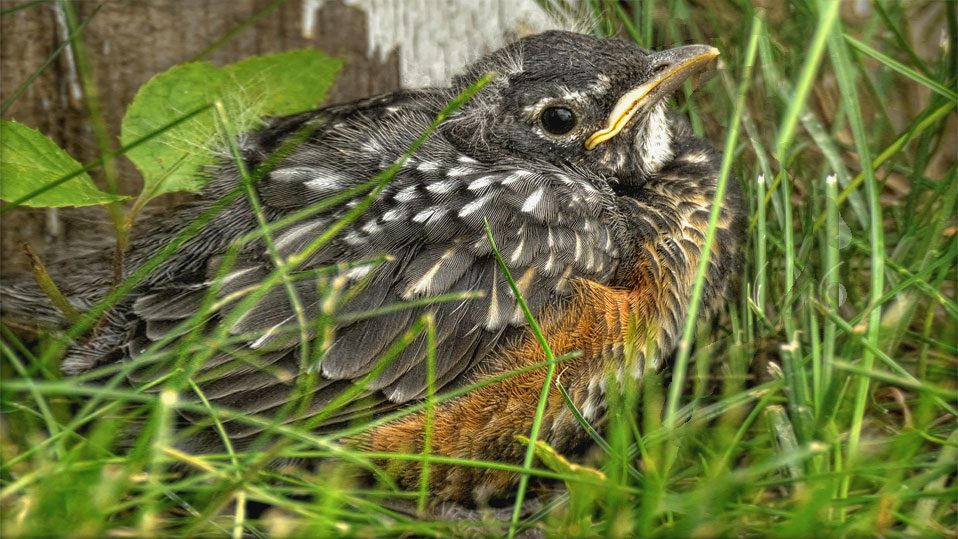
[[2, 31, 744, 505]]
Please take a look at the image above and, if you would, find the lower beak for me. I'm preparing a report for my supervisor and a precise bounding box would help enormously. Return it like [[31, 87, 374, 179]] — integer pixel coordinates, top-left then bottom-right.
[[585, 44, 719, 151]]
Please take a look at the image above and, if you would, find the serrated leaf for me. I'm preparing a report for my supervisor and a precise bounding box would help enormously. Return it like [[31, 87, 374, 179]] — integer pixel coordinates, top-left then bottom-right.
[[224, 49, 343, 118], [0, 120, 127, 208], [120, 50, 342, 202], [121, 62, 226, 199]]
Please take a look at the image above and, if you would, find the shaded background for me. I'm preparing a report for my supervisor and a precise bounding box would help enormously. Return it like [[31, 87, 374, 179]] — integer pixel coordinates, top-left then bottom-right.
[[0, 0, 556, 272], [1, 0, 952, 275], [1, 2, 955, 536]]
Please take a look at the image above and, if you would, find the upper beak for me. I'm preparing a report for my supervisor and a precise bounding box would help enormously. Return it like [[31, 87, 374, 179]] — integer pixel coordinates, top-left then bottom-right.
[[585, 44, 719, 151]]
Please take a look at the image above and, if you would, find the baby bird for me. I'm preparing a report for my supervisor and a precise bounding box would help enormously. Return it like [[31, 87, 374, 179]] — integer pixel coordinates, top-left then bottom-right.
[[1, 30, 744, 505]]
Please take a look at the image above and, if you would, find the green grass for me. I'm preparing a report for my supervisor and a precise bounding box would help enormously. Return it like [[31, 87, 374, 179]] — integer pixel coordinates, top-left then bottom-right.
[[2, 0, 957, 537]]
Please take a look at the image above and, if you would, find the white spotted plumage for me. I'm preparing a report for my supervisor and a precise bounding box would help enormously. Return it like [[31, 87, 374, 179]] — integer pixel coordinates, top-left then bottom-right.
[[413, 206, 445, 223], [467, 176, 495, 191], [394, 185, 419, 202], [426, 179, 457, 194], [521, 187, 544, 213], [458, 193, 492, 217], [382, 208, 406, 222]]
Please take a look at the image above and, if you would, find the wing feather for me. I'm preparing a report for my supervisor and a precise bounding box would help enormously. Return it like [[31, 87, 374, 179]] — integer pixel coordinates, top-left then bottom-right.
[[113, 92, 626, 446]]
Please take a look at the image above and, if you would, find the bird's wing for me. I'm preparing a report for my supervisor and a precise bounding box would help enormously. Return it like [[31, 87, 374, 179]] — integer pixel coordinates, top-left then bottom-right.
[[127, 93, 625, 445]]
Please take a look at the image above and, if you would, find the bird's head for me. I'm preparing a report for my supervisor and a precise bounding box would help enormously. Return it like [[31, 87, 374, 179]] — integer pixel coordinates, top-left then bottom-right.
[[443, 30, 718, 180]]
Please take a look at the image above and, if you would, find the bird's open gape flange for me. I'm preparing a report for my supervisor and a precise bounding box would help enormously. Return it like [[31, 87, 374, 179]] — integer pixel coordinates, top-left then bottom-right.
[[2, 31, 745, 506]]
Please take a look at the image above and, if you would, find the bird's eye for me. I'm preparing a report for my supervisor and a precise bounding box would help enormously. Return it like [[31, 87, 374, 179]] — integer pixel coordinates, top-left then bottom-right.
[[539, 106, 577, 135]]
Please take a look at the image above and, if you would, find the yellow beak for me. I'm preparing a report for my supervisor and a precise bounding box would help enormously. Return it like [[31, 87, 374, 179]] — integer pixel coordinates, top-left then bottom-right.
[[585, 45, 719, 151]]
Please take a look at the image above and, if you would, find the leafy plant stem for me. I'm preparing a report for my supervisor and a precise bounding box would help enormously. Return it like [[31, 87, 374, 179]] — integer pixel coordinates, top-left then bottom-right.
[[60, 0, 127, 283]]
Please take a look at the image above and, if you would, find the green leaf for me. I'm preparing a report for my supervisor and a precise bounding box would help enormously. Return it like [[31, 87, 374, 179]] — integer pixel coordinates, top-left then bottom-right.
[[224, 49, 343, 118], [0, 120, 127, 207], [121, 49, 342, 201], [121, 62, 227, 199], [844, 35, 957, 102]]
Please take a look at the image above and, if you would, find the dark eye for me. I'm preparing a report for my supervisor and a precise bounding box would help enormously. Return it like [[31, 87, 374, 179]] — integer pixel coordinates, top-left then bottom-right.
[[539, 106, 577, 135]]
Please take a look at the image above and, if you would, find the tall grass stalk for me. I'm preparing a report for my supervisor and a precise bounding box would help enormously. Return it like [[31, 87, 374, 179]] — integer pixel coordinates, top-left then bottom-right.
[[2, 1, 955, 537]]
